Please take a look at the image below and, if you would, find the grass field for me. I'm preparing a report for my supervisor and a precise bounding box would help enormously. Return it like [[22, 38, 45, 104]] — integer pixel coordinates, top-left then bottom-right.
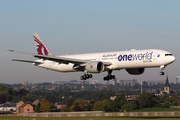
[[0, 116, 180, 120]]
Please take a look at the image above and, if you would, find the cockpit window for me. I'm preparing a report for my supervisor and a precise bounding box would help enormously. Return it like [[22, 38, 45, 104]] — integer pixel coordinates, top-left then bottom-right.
[[165, 54, 173, 56]]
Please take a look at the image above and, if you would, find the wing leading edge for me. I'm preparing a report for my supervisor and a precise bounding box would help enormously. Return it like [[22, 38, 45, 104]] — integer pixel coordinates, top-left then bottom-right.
[[12, 59, 43, 64]]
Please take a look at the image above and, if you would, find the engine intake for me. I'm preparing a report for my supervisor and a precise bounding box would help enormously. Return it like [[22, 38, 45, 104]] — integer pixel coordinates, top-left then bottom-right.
[[85, 61, 104, 73], [126, 68, 145, 75]]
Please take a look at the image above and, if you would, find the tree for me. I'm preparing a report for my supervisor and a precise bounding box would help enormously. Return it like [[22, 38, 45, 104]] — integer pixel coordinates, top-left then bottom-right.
[[73, 98, 87, 109], [21, 96, 28, 101], [0, 84, 8, 95], [0, 94, 6, 104], [39, 98, 51, 112], [35, 102, 41, 112], [69, 105, 74, 111], [19, 89, 30, 97], [87, 100, 95, 111], [11, 95, 20, 103], [162, 101, 170, 108], [112, 93, 127, 111], [26, 93, 38, 102], [6, 94, 13, 101], [159, 94, 178, 107], [61, 106, 69, 112], [121, 101, 137, 111], [0, 84, 17, 103], [47, 95, 58, 104], [74, 105, 83, 111], [93, 99, 112, 111], [172, 94, 180, 105], [69, 98, 87, 111], [136, 93, 155, 108], [92, 101, 103, 111], [101, 99, 112, 111]]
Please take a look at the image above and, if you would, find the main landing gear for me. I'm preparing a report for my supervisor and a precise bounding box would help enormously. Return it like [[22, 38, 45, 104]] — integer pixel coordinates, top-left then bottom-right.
[[159, 65, 166, 75], [80, 70, 92, 80], [103, 70, 115, 81], [80, 74, 92, 80]]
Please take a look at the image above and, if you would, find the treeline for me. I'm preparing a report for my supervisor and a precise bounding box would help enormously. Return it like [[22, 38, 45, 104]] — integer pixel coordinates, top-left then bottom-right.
[[0, 84, 31, 103], [42, 93, 180, 112], [0, 83, 114, 104], [60, 93, 180, 112], [1, 84, 180, 112]]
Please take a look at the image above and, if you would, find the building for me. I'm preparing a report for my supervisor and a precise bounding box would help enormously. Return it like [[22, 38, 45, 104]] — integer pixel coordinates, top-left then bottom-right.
[[110, 96, 116, 101], [18, 103, 35, 113], [159, 76, 175, 96], [126, 95, 138, 102], [52, 81, 55, 84], [0, 102, 16, 112], [92, 80, 98, 85], [24, 81, 28, 86], [54, 80, 89, 85], [32, 99, 40, 107], [164, 76, 170, 94], [56, 102, 67, 109], [106, 81, 110, 85], [142, 80, 165, 86], [176, 76, 180, 84], [120, 79, 137, 87], [16, 101, 24, 113], [112, 78, 117, 85], [110, 95, 138, 102]]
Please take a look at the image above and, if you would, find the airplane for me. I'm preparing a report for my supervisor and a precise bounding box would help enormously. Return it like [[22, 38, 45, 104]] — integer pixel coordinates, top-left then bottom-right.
[[8, 32, 175, 81]]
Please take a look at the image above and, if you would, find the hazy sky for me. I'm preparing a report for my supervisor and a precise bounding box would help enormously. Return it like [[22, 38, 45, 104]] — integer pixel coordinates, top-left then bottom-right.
[[1, 0, 180, 84]]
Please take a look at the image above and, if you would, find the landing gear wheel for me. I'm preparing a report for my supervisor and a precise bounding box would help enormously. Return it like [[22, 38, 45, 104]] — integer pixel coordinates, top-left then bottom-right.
[[112, 75, 115, 79], [80, 76, 84, 80], [83, 75, 86, 80], [160, 72, 165, 75], [159, 65, 166, 76], [89, 74, 92, 78], [103, 70, 116, 81], [103, 77, 107, 81], [85, 74, 89, 79], [80, 73, 93, 80]]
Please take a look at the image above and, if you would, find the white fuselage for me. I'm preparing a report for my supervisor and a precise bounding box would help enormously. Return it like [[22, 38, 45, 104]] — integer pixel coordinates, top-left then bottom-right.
[[35, 49, 175, 73]]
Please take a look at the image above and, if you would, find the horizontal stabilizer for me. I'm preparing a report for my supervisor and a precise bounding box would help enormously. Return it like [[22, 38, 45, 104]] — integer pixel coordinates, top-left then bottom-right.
[[7, 50, 35, 55]]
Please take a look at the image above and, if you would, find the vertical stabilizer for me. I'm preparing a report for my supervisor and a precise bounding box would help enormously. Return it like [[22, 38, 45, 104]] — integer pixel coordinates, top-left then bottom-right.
[[33, 32, 52, 56]]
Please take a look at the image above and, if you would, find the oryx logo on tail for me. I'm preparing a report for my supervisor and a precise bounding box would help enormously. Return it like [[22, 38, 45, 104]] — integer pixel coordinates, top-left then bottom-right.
[[33, 32, 52, 56], [33, 36, 48, 55]]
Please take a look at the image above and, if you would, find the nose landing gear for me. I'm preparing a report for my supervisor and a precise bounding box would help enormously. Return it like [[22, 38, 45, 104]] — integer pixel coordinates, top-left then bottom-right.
[[159, 65, 166, 75], [160, 72, 165, 75]]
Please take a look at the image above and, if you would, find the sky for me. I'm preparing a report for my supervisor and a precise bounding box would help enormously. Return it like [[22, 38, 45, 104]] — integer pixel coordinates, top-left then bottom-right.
[[0, 0, 180, 84]]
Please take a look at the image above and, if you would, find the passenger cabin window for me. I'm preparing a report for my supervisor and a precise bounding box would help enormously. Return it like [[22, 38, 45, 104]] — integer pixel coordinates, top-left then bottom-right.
[[165, 54, 173, 56]]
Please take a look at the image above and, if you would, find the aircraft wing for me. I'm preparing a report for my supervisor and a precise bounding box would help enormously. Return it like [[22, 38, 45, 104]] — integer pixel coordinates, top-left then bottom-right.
[[8, 50, 112, 66], [12, 59, 43, 64]]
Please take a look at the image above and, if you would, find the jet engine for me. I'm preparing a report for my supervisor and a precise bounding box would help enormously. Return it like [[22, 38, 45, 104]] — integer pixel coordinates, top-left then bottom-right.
[[85, 61, 104, 73], [126, 68, 145, 75]]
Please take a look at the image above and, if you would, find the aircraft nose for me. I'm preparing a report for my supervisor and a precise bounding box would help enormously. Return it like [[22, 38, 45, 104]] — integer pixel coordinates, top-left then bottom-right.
[[172, 56, 175, 62], [165, 55, 175, 64]]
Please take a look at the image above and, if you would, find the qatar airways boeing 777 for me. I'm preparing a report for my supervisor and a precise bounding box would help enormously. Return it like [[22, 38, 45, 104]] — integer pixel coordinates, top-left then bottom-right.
[[8, 33, 175, 81]]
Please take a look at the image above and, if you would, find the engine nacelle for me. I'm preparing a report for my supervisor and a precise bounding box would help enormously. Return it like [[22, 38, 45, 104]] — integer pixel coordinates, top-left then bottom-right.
[[126, 68, 145, 75], [85, 61, 104, 73]]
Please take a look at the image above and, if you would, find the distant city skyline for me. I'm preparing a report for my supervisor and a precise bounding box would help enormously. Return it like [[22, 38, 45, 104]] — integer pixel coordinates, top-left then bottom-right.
[[2, 77, 175, 85], [1, 0, 180, 84]]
